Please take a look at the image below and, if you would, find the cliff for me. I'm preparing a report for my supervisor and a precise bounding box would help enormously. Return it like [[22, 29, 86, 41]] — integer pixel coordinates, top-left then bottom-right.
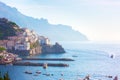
[[30, 45, 42, 55], [41, 43, 65, 53]]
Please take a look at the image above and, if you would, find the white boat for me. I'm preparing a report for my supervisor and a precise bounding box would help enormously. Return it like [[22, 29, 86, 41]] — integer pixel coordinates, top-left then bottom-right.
[[24, 71, 32, 74]]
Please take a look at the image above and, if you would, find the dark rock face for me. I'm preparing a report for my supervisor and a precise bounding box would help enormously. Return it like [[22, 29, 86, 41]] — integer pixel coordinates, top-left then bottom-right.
[[29, 45, 42, 55], [41, 42, 65, 53]]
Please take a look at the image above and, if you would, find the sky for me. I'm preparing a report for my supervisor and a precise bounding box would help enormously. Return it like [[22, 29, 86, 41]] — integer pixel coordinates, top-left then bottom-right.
[[0, 0, 120, 41]]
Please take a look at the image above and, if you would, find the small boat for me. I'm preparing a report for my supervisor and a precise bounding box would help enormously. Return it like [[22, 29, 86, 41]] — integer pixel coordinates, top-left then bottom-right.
[[43, 63, 48, 69], [24, 71, 32, 74], [108, 75, 113, 78], [110, 54, 114, 58], [42, 73, 50, 76], [36, 71, 41, 74]]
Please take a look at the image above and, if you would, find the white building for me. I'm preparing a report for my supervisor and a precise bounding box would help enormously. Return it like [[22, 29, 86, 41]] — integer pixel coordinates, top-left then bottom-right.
[[39, 36, 50, 45], [15, 42, 30, 50]]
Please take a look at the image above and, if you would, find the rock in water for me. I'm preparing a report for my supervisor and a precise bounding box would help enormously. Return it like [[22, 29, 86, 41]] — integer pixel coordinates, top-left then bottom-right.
[[41, 42, 65, 53]]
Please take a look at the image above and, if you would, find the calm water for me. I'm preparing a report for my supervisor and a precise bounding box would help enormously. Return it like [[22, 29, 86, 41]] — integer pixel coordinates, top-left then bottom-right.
[[0, 42, 120, 80]]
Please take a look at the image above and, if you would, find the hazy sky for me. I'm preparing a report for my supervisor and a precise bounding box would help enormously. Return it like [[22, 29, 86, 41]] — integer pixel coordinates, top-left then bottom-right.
[[0, 0, 120, 41]]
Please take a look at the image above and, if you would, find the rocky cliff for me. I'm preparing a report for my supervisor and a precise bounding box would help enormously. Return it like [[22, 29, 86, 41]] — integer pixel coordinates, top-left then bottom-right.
[[41, 42, 65, 53], [30, 45, 42, 55]]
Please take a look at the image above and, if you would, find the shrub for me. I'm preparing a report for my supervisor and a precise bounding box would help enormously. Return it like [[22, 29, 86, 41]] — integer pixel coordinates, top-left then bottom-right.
[[0, 47, 6, 52]]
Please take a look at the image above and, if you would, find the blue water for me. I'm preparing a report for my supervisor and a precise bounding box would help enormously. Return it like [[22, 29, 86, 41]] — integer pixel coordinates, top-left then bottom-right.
[[0, 42, 120, 80]]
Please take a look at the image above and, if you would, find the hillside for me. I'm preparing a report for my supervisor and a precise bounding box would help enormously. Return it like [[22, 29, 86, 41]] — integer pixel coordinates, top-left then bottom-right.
[[0, 1, 88, 41], [0, 18, 21, 40]]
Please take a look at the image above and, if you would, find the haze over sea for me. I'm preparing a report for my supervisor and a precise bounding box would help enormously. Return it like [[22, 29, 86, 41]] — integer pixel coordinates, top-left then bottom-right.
[[0, 42, 120, 80]]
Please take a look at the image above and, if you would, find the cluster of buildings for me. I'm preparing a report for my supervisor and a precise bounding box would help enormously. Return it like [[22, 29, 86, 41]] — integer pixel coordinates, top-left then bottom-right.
[[0, 50, 21, 64], [0, 28, 51, 51]]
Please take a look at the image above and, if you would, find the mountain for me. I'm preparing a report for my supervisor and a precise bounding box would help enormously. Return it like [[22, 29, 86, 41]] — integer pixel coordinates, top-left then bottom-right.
[[0, 1, 88, 41], [0, 18, 22, 40]]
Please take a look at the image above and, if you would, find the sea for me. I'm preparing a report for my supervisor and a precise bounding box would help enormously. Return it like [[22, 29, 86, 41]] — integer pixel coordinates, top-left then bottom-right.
[[0, 41, 120, 80]]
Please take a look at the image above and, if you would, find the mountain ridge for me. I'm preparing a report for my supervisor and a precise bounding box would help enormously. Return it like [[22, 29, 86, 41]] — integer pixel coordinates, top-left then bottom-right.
[[0, 1, 88, 41]]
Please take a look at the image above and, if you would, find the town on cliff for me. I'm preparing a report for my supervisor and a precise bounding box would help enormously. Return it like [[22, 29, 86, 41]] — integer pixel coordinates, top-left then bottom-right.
[[0, 18, 65, 64]]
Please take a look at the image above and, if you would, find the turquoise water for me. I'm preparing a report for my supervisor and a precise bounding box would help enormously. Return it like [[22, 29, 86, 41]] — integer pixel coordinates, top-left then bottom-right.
[[0, 42, 120, 80]]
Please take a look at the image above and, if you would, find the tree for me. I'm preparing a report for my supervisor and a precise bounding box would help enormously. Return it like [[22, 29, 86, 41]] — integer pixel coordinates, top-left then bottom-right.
[[0, 47, 6, 52]]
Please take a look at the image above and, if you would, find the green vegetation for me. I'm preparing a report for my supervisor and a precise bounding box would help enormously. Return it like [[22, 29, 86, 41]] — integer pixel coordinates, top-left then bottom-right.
[[0, 47, 6, 52], [0, 56, 3, 59], [0, 47, 5, 59], [0, 18, 22, 40], [0, 72, 10, 80], [30, 40, 40, 49]]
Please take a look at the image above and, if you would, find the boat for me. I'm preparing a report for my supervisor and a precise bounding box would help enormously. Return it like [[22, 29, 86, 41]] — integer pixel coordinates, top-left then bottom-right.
[[24, 71, 32, 74], [36, 70, 41, 74], [110, 54, 114, 58], [43, 63, 48, 69], [42, 73, 50, 76]]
